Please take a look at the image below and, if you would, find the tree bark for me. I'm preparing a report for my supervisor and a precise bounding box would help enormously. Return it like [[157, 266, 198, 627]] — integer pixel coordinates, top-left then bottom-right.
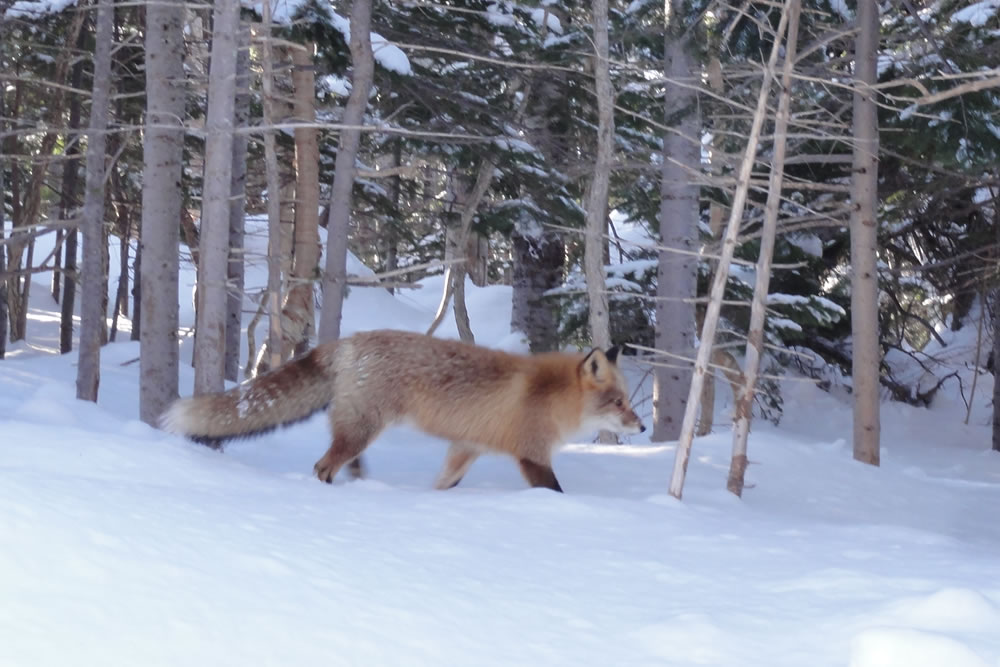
[[426, 160, 494, 342], [668, 4, 791, 500], [77, 0, 115, 402], [51, 229, 62, 304], [728, 0, 801, 497], [510, 225, 564, 352], [652, 3, 700, 442], [130, 239, 141, 341], [850, 0, 881, 466], [318, 0, 375, 344], [193, 0, 239, 395], [281, 41, 322, 358], [0, 86, 6, 360], [584, 0, 614, 355], [59, 72, 82, 353], [259, 1, 285, 374], [139, 0, 185, 425], [993, 284, 1000, 452], [382, 138, 402, 292], [585, 0, 616, 443], [225, 23, 250, 382]]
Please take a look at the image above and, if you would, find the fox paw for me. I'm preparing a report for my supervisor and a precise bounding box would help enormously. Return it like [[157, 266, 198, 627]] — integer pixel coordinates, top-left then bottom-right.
[[313, 457, 337, 484]]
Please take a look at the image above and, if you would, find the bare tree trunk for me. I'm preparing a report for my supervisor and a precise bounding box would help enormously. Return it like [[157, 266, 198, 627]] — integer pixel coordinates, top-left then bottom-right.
[[993, 285, 1000, 452], [668, 4, 791, 500], [116, 227, 129, 317], [382, 138, 402, 292], [728, 0, 801, 497], [19, 238, 33, 339], [224, 23, 250, 383], [109, 161, 131, 344], [510, 225, 564, 352], [130, 239, 140, 341], [109, 226, 129, 342], [318, 0, 374, 344], [77, 0, 115, 402], [696, 348, 746, 436], [585, 0, 616, 443], [652, 4, 700, 442], [584, 0, 613, 354], [281, 41, 322, 358], [59, 47, 85, 354], [51, 230, 62, 304], [139, 0, 185, 425], [850, 0, 881, 466], [0, 87, 6, 359], [193, 0, 239, 395], [259, 2, 285, 375], [426, 160, 493, 341]]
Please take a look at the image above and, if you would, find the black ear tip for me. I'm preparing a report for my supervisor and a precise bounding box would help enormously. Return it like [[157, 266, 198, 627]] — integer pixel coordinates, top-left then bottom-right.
[[606, 345, 621, 363]]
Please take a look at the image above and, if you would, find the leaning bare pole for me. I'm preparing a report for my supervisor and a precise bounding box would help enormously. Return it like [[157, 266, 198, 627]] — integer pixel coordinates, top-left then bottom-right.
[[668, 2, 792, 500], [727, 0, 802, 497]]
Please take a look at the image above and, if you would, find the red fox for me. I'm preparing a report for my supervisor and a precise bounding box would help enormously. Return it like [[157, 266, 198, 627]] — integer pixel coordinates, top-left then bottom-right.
[[161, 329, 645, 492]]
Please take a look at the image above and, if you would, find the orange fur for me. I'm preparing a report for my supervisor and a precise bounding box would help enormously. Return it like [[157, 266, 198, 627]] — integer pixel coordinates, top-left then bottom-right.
[[162, 329, 645, 492]]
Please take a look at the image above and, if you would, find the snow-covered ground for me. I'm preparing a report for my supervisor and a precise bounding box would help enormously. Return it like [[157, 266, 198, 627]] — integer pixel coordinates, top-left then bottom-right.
[[3, 238, 1000, 666]]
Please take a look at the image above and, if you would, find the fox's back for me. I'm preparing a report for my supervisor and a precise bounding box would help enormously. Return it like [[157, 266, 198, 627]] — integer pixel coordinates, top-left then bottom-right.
[[334, 330, 583, 454]]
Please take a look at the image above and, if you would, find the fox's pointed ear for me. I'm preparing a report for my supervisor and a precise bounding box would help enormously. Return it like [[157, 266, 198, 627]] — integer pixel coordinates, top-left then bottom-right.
[[580, 348, 611, 383], [606, 345, 621, 364]]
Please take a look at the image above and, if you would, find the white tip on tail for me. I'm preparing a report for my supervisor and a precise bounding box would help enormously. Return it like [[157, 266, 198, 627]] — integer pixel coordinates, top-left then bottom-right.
[[158, 399, 194, 435]]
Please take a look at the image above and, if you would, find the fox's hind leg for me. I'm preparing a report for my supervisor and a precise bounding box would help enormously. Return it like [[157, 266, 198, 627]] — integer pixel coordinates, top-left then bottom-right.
[[518, 458, 563, 493], [347, 456, 366, 480], [434, 442, 480, 490], [314, 411, 383, 484]]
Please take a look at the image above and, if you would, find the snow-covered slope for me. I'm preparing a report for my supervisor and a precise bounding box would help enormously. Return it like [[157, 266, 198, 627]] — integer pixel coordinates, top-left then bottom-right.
[[2, 256, 1000, 666]]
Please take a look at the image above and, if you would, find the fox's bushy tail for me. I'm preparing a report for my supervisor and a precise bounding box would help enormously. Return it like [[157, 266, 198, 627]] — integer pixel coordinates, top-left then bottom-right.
[[160, 345, 337, 445]]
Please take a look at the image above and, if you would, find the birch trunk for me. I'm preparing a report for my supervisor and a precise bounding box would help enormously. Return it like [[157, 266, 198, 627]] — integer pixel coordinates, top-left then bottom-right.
[[584, 0, 614, 354], [193, 0, 239, 395], [850, 0, 881, 466], [77, 0, 115, 402], [652, 5, 700, 442], [225, 23, 250, 382], [139, 0, 185, 424], [728, 0, 801, 497], [281, 41, 322, 358], [668, 4, 792, 500], [318, 0, 375, 344], [259, 4, 285, 374], [585, 0, 616, 443]]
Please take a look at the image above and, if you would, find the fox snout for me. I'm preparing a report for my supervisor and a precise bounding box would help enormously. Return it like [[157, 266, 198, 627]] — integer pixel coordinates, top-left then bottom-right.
[[621, 410, 646, 435]]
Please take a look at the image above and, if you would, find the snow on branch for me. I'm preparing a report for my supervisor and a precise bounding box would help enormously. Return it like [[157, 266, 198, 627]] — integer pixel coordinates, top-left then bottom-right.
[[4, 0, 77, 20], [250, 0, 411, 75]]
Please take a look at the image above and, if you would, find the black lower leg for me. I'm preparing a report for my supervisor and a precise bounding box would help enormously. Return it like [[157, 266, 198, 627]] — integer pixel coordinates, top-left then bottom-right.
[[348, 455, 366, 479], [518, 459, 563, 493]]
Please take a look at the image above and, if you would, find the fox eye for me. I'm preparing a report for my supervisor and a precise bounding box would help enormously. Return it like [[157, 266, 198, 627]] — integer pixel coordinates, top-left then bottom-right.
[[614, 398, 624, 408]]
